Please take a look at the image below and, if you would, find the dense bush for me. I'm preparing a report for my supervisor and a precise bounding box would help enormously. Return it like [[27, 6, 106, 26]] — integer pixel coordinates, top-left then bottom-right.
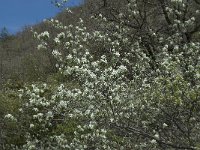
[[2, 0, 200, 149]]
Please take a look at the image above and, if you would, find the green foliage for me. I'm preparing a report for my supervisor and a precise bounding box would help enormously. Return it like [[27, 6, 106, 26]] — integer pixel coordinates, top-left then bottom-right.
[[0, 90, 26, 149]]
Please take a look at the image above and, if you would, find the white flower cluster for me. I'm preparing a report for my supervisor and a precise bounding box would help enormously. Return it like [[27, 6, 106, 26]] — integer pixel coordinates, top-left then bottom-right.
[[171, 0, 182, 3], [4, 114, 16, 121], [37, 31, 50, 39]]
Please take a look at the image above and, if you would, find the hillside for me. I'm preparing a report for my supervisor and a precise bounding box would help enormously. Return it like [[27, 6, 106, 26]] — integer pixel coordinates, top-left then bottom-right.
[[0, 5, 88, 87]]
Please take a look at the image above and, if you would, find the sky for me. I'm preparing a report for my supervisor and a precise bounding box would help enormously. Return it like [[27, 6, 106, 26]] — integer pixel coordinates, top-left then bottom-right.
[[0, 0, 82, 34]]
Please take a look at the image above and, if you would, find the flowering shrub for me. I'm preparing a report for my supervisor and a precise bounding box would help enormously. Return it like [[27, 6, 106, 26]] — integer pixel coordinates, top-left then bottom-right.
[[4, 0, 200, 149]]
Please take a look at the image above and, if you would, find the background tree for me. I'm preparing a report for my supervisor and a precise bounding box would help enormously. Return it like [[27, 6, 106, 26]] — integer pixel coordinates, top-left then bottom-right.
[[0, 27, 10, 41]]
